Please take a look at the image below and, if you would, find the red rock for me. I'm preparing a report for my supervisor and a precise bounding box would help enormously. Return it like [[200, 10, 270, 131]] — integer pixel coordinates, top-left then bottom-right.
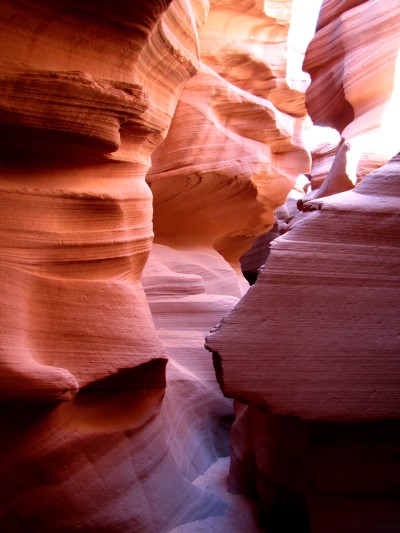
[[304, 0, 400, 143], [1, 0, 399, 530], [206, 153, 400, 422]]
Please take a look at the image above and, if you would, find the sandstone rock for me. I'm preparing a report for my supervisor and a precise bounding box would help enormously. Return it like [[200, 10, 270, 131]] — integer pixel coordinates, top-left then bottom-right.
[[0, 0, 242, 530], [355, 151, 388, 184], [143, 243, 244, 385], [148, 61, 310, 268], [206, 153, 400, 422], [203, 2, 400, 529], [201, 0, 306, 116], [3, 0, 399, 530], [309, 141, 339, 190], [206, 152, 400, 531], [0, 0, 267, 530], [304, 418, 400, 533], [228, 404, 310, 532], [304, 0, 400, 143], [0, 379, 233, 532], [0, 0, 202, 400]]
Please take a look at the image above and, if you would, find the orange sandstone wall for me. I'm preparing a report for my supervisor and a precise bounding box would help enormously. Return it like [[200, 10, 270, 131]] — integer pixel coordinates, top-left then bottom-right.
[[0, 1, 236, 530], [0, 0, 308, 530], [305, 0, 400, 142], [205, 0, 400, 530]]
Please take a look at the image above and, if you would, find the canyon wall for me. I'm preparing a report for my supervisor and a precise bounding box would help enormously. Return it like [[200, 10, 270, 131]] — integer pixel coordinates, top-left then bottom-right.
[[0, 0, 399, 531], [0, 0, 307, 531], [206, 0, 400, 530], [0, 1, 234, 531]]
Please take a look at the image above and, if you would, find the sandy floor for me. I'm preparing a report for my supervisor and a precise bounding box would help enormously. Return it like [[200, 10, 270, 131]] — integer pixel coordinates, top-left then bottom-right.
[[168, 457, 264, 533]]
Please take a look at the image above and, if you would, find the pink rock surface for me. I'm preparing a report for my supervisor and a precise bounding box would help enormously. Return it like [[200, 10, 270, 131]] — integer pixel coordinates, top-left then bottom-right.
[[0, 1, 243, 531], [206, 153, 400, 422], [304, 0, 400, 143], [200, 0, 305, 118], [148, 64, 309, 268], [0, 0, 194, 400], [207, 147, 400, 526], [1, 0, 399, 531], [0, 0, 274, 530]]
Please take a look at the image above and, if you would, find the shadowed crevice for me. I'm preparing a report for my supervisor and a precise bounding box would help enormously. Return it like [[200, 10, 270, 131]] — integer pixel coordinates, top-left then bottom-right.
[[81, 357, 167, 391]]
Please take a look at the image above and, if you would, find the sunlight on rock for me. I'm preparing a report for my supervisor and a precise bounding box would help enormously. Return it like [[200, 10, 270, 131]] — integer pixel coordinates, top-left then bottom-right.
[[286, 0, 323, 92]]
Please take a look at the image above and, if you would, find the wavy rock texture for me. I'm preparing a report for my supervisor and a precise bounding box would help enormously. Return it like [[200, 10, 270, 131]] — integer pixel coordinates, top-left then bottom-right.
[[0, 0, 302, 529], [309, 141, 340, 190], [200, 0, 302, 115], [0, 382, 232, 532], [0, 0, 255, 531], [148, 66, 309, 268], [304, 0, 400, 142], [141, 1, 311, 519], [204, 4, 400, 529], [207, 153, 400, 422], [308, 140, 386, 191], [206, 150, 400, 529], [0, 0, 199, 401], [2, 0, 398, 531], [149, 0, 310, 272]]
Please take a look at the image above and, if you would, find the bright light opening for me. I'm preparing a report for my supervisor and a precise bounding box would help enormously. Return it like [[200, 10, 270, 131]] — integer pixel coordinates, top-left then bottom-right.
[[286, 0, 324, 92], [303, 122, 341, 153], [263, 1, 292, 22]]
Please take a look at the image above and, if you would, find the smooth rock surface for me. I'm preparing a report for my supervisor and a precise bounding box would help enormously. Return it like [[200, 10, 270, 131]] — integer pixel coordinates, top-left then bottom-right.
[[304, 0, 400, 143], [206, 153, 400, 422], [2, 0, 399, 531], [0, 1, 248, 531]]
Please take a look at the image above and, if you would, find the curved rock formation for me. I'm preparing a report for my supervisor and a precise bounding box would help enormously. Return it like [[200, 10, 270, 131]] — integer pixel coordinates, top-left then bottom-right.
[[207, 153, 400, 422], [206, 150, 400, 531], [0, 0, 245, 530], [149, 0, 310, 273], [2, 0, 399, 531], [201, 0, 302, 116], [148, 63, 309, 268], [0, 0, 196, 401], [2, 0, 298, 528], [304, 0, 400, 144], [205, 2, 400, 528]]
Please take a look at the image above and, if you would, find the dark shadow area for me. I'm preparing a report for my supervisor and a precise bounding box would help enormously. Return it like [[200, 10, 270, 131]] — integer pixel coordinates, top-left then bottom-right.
[[81, 357, 167, 391]]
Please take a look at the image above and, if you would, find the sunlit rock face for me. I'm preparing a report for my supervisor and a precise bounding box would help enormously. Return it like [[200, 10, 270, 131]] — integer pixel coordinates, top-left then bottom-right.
[[304, 0, 400, 142], [0, 0, 309, 529], [147, 0, 310, 287], [148, 63, 309, 268], [0, 0, 201, 400], [155, 0, 309, 302], [0, 0, 249, 530], [309, 141, 338, 189], [201, 0, 303, 116], [143, 12, 311, 529], [206, 150, 400, 529], [207, 154, 400, 422], [305, 0, 400, 214], [205, 0, 400, 527], [145, 5, 310, 513], [2, 0, 398, 531], [309, 140, 387, 192]]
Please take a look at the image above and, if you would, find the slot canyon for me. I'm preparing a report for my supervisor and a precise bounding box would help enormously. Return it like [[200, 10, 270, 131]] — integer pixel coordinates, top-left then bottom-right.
[[0, 0, 399, 531]]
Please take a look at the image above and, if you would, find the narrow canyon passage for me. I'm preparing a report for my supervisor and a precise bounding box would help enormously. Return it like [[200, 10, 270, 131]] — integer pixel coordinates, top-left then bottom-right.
[[0, 0, 399, 531]]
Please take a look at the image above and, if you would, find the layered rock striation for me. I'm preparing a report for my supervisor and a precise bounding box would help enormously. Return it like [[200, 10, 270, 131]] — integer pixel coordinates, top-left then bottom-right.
[[206, 150, 400, 533], [304, 0, 400, 143], [0, 0, 240, 530], [205, 1, 400, 529], [207, 154, 400, 422], [0, 0, 309, 530], [1, 0, 399, 531]]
